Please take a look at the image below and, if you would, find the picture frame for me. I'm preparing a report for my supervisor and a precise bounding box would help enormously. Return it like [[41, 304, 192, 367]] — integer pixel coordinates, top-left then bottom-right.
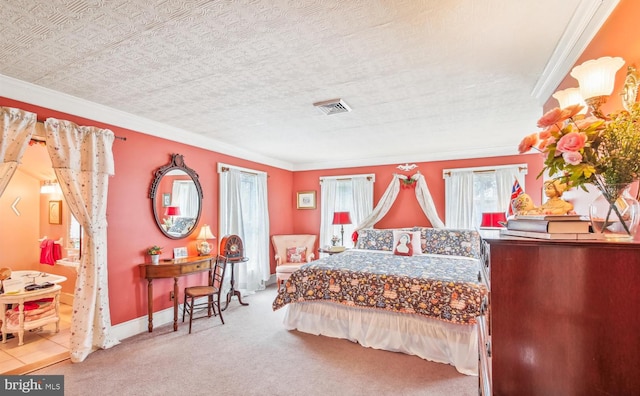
[[162, 193, 171, 207], [297, 191, 316, 209], [173, 247, 188, 259], [48, 200, 62, 224]]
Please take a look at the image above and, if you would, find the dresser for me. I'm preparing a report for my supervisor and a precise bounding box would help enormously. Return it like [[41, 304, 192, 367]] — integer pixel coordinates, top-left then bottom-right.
[[479, 237, 640, 395]]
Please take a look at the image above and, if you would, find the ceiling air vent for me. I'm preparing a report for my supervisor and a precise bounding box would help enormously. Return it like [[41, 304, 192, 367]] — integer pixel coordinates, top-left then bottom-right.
[[313, 98, 351, 115]]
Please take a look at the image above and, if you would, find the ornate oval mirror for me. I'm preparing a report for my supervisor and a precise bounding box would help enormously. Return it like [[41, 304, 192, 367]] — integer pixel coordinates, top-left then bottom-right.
[[149, 154, 203, 239]]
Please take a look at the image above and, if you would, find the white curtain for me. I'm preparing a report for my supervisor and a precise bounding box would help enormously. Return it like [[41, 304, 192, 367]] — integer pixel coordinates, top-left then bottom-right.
[[320, 176, 374, 247], [319, 178, 337, 248], [495, 168, 522, 212], [219, 167, 270, 294], [354, 173, 444, 232], [44, 118, 120, 362], [0, 107, 36, 196], [414, 173, 444, 228], [445, 170, 474, 229], [350, 176, 374, 230], [355, 174, 402, 230], [171, 180, 198, 218]]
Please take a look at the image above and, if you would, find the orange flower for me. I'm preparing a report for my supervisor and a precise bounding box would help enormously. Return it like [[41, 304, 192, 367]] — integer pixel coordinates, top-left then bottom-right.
[[518, 133, 539, 154], [561, 104, 585, 119], [537, 107, 569, 128]]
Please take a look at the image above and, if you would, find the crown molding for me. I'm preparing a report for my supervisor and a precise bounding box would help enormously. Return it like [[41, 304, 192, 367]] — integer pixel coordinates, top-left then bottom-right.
[[531, 0, 620, 105], [0, 74, 294, 171]]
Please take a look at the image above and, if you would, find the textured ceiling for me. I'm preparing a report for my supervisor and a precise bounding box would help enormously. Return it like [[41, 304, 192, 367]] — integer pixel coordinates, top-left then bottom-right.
[[0, 0, 614, 171]]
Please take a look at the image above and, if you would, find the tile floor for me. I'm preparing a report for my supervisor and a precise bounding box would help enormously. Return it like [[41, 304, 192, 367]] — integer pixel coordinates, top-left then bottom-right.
[[0, 303, 72, 374]]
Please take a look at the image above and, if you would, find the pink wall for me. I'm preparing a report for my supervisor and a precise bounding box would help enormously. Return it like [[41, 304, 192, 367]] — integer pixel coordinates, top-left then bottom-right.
[[1, 96, 294, 325], [2, 93, 545, 326], [292, 155, 545, 235]]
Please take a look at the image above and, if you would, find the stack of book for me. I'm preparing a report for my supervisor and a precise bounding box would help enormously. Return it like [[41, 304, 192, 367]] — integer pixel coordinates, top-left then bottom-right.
[[500, 215, 602, 240]]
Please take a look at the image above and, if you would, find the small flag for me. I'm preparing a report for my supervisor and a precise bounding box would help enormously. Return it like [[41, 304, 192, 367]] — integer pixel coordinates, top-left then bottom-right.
[[508, 178, 524, 216]]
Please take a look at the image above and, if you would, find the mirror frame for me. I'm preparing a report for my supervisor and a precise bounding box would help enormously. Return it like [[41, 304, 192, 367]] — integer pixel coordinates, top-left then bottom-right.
[[149, 153, 203, 239]]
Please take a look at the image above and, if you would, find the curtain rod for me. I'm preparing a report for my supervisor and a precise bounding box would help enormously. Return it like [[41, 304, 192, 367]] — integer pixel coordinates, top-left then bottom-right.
[[33, 121, 127, 141], [218, 163, 268, 177], [442, 164, 528, 178]]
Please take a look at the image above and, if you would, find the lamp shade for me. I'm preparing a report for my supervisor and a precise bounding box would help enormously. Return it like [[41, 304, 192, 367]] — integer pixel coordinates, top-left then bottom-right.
[[332, 211, 352, 225], [196, 225, 215, 240], [552, 87, 587, 114], [570, 56, 625, 99], [480, 212, 507, 229], [165, 206, 180, 216]]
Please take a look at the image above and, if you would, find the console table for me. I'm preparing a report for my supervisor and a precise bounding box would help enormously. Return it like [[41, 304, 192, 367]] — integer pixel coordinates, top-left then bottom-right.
[[139, 255, 214, 332]]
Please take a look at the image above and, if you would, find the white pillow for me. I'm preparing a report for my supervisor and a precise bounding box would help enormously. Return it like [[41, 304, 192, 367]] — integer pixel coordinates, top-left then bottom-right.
[[392, 230, 421, 256]]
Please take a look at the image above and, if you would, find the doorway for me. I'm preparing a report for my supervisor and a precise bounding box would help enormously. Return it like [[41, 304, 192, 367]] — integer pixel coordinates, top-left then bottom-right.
[[0, 142, 75, 373]]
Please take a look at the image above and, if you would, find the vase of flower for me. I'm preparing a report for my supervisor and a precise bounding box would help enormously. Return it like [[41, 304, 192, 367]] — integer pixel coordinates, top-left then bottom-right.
[[147, 245, 163, 264], [589, 183, 640, 240]]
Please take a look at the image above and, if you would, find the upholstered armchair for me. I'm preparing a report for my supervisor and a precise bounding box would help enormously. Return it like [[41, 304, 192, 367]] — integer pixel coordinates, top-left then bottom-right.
[[271, 234, 317, 289]]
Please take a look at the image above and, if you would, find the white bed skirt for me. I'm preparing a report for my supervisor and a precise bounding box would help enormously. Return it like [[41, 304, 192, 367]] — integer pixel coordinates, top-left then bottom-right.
[[283, 301, 478, 376]]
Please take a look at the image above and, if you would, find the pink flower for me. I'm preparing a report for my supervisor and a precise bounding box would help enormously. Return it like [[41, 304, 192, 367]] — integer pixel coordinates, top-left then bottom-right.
[[562, 151, 583, 165], [518, 133, 539, 154], [537, 108, 570, 128], [556, 132, 587, 153]]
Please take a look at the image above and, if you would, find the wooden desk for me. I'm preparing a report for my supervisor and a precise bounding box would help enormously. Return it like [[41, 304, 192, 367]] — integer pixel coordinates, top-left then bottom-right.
[[139, 255, 214, 332]]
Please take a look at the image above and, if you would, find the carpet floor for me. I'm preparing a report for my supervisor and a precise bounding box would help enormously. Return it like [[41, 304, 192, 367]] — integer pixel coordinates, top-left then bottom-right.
[[32, 285, 477, 396]]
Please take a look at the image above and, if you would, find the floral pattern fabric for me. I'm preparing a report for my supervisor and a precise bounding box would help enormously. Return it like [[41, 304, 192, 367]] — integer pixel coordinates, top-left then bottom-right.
[[412, 227, 482, 259], [272, 250, 487, 325]]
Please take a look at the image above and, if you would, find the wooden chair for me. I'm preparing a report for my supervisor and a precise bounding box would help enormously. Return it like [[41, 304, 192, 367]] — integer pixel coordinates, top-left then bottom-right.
[[182, 255, 227, 334]]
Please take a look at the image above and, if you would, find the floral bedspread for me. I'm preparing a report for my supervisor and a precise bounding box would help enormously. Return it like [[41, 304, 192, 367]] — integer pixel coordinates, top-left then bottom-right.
[[272, 250, 487, 325]]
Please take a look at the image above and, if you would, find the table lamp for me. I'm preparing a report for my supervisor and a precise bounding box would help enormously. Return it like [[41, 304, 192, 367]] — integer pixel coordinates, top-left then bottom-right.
[[196, 225, 216, 255], [480, 212, 507, 229], [332, 211, 352, 246]]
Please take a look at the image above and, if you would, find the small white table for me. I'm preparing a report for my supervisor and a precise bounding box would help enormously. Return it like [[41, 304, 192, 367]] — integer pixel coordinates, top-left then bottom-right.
[[0, 271, 67, 346]]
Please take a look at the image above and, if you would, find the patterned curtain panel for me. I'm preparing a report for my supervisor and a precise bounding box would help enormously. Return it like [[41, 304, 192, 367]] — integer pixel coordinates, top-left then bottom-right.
[[0, 107, 36, 196], [44, 118, 119, 363]]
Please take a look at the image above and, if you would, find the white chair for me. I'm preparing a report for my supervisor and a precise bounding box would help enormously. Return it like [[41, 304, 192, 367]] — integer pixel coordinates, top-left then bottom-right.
[[271, 235, 317, 289]]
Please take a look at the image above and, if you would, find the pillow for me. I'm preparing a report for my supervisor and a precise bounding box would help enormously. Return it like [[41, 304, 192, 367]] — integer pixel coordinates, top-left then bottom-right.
[[286, 246, 307, 263], [355, 229, 394, 251], [392, 230, 421, 256]]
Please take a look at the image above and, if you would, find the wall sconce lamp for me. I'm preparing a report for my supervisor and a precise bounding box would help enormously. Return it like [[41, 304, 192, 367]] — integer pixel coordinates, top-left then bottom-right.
[[40, 180, 60, 194], [570, 56, 625, 118], [332, 211, 352, 247], [196, 224, 216, 256], [552, 87, 588, 114]]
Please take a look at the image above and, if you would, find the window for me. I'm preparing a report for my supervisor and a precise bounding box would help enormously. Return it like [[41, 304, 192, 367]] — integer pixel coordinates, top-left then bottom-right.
[[218, 164, 270, 293], [319, 174, 374, 248], [443, 164, 527, 229]]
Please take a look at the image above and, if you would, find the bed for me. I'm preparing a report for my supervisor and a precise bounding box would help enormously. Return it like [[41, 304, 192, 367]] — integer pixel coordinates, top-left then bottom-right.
[[272, 227, 487, 375]]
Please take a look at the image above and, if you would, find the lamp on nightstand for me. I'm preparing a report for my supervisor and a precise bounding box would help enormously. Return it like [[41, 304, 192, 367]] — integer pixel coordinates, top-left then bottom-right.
[[332, 211, 352, 246]]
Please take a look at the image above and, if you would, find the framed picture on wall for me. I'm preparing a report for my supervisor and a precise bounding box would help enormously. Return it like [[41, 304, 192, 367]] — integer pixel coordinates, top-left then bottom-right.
[[162, 193, 171, 207], [297, 191, 316, 209], [48, 200, 62, 224]]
